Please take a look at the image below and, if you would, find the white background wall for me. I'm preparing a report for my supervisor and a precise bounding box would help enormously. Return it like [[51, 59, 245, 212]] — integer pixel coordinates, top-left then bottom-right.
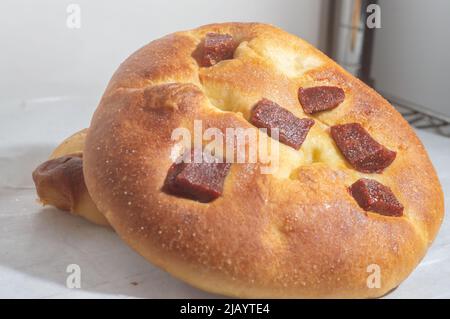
[[0, 0, 325, 101], [372, 0, 450, 116], [1, 1, 448, 120]]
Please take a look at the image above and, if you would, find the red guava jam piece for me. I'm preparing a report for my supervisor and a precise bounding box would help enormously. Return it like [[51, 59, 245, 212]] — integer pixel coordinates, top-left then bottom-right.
[[349, 178, 404, 217], [201, 33, 236, 67], [331, 123, 396, 173], [163, 152, 231, 203], [298, 86, 345, 114], [250, 98, 315, 150]]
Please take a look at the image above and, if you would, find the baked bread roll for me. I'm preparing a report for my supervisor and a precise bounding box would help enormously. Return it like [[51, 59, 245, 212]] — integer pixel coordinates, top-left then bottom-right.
[[35, 23, 443, 298], [32, 129, 109, 226]]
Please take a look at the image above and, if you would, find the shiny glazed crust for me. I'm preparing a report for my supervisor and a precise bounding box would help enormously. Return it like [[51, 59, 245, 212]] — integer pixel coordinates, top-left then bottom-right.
[[83, 23, 444, 298]]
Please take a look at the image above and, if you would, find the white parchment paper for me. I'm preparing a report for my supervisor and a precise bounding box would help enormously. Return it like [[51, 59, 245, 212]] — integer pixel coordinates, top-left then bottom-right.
[[0, 96, 449, 298]]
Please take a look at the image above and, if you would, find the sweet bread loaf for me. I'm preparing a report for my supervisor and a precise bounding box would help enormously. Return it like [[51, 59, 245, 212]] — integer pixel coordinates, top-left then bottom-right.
[[33, 23, 444, 298]]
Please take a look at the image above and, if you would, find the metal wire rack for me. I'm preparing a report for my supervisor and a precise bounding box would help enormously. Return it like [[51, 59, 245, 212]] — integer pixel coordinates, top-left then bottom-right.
[[327, 1, 450, 138], [381, 92, 450, 138]]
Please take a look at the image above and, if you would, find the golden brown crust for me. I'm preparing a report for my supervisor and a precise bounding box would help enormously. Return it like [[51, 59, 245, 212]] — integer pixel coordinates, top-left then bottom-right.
[[83, 23, 444, 298]]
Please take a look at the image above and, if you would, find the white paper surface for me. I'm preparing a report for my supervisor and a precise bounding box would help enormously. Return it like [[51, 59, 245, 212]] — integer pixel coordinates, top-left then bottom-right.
[[0, 96, 449, 298]]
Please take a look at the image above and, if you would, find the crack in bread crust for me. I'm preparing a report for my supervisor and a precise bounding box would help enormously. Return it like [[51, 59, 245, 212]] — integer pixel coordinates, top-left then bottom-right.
[[83, 23, 444, 298]]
